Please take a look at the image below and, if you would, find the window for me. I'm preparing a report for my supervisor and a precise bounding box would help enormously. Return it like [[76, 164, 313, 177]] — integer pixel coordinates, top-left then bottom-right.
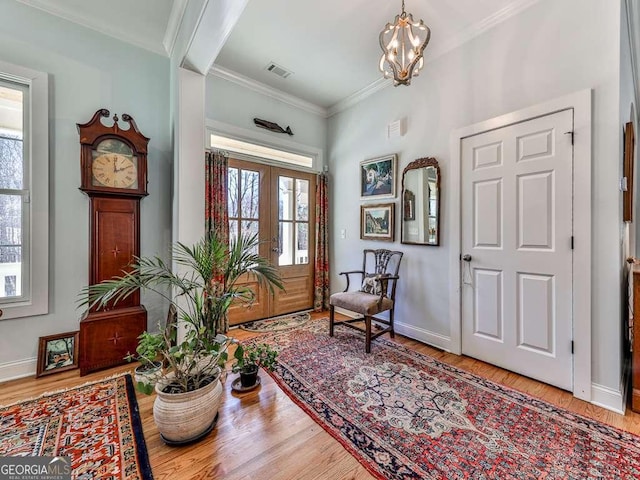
[[0, 61, 48, 320], [4, 276, 16, 297], [210, 134, 314, 169], [0, 80, 27, 303]]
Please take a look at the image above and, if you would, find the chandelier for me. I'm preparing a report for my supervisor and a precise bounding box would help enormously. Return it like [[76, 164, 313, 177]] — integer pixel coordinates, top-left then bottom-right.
[[379, 0, 431, 86]]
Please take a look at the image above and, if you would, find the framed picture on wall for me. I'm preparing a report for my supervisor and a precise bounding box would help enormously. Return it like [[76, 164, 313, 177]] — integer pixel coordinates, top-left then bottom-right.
[[361, 203, 395, 241], [624, 121, 635, 222], [360, 154, 397, 199], [36, 331, 79, 377]]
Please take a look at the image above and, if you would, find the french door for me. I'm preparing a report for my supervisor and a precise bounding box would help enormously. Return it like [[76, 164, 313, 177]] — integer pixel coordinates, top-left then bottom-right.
[[226, 158, 316, 325]]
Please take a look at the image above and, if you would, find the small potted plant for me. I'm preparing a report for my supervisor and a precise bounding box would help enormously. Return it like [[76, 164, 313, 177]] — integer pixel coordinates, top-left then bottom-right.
[[232, 343, 278, 390], [126, 330, 164, 394]]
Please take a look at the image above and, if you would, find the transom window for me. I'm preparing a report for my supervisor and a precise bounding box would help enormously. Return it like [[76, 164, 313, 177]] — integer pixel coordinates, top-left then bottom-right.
[[210, 134, 313, 169]]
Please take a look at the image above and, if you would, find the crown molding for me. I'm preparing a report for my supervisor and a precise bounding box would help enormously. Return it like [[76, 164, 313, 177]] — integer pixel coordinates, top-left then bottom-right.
[[209, 65, 328, 118], [14, 0, 168, 56], [163, 0, 188, 57], [327, 0, 542, 116], [426, 0, 542, 62], [328, 77, 391, 117]]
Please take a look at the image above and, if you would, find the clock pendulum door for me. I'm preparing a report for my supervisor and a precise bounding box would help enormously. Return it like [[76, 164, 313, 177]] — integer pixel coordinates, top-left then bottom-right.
[[77, 109, 149, 375]]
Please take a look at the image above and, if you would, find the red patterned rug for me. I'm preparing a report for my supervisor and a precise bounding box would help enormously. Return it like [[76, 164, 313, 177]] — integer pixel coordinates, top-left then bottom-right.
[[259, 319, 640, 479], [0, 374, 153, 479]]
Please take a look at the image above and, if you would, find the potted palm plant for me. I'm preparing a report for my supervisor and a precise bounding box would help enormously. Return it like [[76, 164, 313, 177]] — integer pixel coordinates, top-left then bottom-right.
[[80, 231, 282, 444], [232, 343, 279, 390]]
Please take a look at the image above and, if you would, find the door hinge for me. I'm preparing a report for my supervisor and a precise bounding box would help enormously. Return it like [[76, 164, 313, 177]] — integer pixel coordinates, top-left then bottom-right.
[[570, 236, 574, 250], [564, 131, 574, 145], [571, 341, 574, 354]]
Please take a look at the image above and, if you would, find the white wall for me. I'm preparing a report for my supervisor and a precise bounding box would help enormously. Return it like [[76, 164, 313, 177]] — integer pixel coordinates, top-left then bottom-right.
[[205, 74, 327, 157], [328, 0, 623, 391], [0, 2, 172, 379]]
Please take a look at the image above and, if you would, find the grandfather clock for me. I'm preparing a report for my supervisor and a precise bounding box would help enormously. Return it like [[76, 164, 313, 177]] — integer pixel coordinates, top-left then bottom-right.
[[78, 109, 149, 375]]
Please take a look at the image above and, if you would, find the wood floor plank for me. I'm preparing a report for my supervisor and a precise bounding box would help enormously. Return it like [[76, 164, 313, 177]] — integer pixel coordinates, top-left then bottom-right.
[[2, 311, 640, 479]]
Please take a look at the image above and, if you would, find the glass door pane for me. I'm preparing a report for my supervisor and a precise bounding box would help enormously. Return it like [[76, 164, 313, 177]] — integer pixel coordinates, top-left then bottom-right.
[[226, 159, 270, 324], [278, 176, 294, 266], [295, 179, 309, 265], [278, 176, 310, 266], [229, 167, 260, 254]]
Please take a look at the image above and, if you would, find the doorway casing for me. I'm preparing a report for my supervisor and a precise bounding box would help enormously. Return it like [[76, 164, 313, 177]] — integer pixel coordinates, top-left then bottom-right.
[[449, 89, 592, 402]]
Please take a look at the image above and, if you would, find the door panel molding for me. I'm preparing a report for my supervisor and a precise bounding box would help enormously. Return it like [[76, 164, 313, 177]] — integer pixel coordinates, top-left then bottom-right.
[[449, 89, 592, 401]]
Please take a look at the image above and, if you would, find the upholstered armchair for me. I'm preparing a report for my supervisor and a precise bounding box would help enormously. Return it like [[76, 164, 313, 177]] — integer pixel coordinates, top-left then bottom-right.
[[329, 249, 403, 352]]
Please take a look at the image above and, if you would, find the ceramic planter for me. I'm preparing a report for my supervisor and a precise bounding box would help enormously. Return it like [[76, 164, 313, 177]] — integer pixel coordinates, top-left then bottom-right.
[[153, 369, 223, 444], [133, 361, 162, 388]]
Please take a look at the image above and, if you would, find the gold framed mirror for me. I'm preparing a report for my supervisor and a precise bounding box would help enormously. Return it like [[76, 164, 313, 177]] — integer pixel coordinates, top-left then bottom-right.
[[400, 157, 440, 246]]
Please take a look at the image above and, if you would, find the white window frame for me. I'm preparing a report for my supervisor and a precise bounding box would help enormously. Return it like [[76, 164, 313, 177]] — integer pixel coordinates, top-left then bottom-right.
[[0, 61, 48, 320]]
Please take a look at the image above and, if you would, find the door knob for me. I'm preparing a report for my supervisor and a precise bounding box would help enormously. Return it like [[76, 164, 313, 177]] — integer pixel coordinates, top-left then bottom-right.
[[462, 254, 472, 262]]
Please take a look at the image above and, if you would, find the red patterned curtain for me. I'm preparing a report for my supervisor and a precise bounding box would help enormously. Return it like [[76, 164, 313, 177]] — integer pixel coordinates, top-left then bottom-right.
[[205, 150, 229, 244], [314, 173, 330, 311], [205, 150, 230, 333]]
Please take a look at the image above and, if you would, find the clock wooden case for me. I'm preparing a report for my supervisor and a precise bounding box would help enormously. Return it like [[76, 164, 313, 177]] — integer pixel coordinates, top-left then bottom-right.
[[78, 109, 149, 376]]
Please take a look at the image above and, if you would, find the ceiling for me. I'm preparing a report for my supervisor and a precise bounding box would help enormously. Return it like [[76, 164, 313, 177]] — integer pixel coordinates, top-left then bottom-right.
[[14, 0, 639, 113], [215, 0, 534, 108]]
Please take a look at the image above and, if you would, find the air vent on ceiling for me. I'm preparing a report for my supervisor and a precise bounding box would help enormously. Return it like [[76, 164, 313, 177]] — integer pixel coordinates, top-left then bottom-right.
[[265, 61, 293, 79]]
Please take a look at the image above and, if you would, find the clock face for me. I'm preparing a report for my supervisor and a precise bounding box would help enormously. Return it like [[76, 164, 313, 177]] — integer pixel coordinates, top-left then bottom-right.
[[91, 139, 138, 189]]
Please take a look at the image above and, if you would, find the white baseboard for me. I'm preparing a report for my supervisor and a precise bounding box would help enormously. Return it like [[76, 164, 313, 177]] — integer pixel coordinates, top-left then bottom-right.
[[332, 308, 452, 352], [0, 357, 36, 383], [591, 382, 625, 414], [394, 321, 453, 352]]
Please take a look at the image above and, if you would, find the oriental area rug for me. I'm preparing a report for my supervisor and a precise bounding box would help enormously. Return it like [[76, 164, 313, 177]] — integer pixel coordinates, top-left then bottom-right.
[[0, 374, 153, 480], [259, 319, 640, 479], [239, 311, 310, 333]]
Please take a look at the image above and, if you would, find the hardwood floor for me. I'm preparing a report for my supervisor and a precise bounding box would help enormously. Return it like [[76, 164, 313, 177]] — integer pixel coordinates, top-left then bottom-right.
[[3, 311, 640, 480]]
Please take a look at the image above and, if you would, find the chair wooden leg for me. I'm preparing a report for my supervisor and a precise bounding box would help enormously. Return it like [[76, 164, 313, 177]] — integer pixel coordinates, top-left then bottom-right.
[[389, 309, 395, 338], [365, 316, 372, 353], [329, 305, 335, 337]]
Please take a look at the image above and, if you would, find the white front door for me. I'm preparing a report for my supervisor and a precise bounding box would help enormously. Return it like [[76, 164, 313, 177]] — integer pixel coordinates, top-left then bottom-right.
[[461, 109, 574, 390]]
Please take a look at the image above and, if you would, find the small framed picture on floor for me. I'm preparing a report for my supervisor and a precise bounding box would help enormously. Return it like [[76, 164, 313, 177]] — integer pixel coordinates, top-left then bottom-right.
[[36, 331, 79, 377]]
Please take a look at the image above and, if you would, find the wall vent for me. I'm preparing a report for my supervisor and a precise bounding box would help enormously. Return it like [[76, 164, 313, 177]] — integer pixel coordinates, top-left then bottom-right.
[[265, 62, 293, 79]]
